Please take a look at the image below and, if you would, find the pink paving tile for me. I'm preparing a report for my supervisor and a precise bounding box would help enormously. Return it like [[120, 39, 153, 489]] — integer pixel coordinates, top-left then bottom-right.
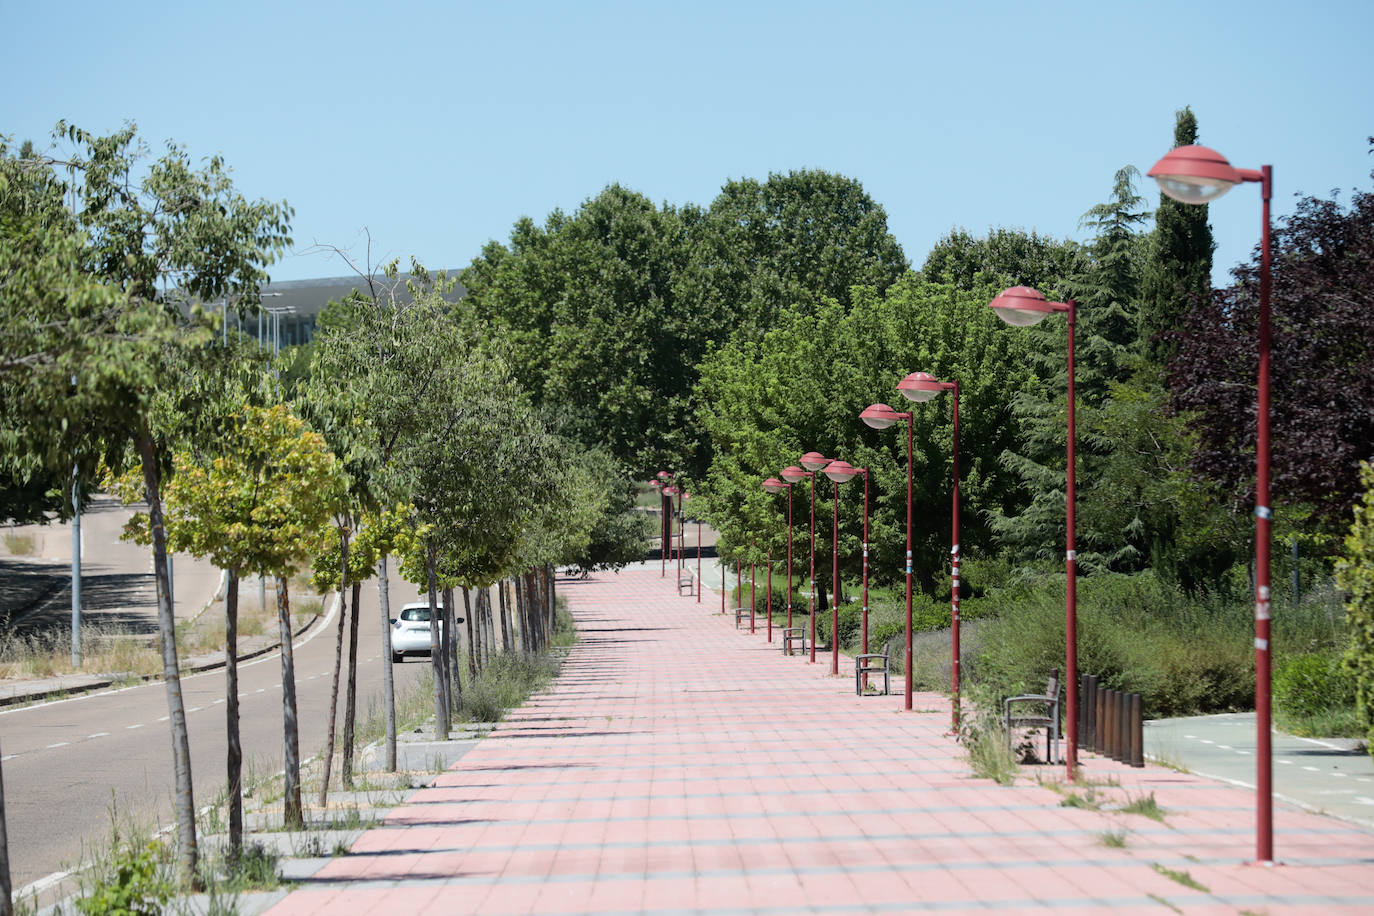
[[262, 565, 1374, 916]]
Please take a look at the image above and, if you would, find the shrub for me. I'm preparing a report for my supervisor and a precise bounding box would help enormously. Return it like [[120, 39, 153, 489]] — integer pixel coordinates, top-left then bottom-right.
[[1336, 461, 1374, 762], [1274, 651, 1357, 733]]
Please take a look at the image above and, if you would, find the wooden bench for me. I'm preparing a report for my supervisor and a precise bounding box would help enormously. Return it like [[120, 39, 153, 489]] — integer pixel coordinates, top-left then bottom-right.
[[1004, 669, 1061, 764], [854, 653, 891, 696]]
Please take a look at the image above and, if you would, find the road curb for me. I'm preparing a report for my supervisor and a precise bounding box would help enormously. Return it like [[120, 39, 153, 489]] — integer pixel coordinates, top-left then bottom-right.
[[0, 601, 328, 708]]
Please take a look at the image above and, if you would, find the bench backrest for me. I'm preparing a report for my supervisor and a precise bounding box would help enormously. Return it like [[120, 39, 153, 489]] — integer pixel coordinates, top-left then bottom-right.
[[1046, 668, 1060, 702]]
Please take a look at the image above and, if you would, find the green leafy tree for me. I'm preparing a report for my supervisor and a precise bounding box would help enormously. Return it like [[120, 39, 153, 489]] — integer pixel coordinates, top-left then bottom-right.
[[921, 227, 1085, 293], [0, 123, 290, 886], [990, 166, 1151, 573], [1337, 462, 1374, 763], [460, 171, 908, 480], [695, 275, 1032, 596], [1139, 106, 1214, 364], [155, 404, 345, 829]]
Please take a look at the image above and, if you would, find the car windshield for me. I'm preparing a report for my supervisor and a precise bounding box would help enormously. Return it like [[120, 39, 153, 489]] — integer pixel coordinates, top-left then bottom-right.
[[399, 607, 431, 622]]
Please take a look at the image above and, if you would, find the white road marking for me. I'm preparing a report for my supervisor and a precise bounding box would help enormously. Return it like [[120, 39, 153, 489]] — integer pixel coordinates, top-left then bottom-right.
[[213, 698, 224, 704], [126, 723, 144, 730], [87, 732, 109, 739], [158, 715, 169, 722], [1278, 759, 1293, 765], [1, 755, 15, 761], [1302, 766, 1320, 772], [47, 742, 68, 749]]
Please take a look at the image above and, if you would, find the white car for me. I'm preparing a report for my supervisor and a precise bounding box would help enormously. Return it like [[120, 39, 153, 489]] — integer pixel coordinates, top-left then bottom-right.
[[390, 602, 462, 663]]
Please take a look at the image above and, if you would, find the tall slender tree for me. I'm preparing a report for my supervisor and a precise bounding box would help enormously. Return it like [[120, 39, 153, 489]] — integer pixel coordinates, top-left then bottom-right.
[[1140, 106, 1215, 364]]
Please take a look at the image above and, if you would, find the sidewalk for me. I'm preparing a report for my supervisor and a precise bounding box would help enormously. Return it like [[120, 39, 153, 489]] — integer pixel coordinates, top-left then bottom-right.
[[259, 565, 1374, 915]]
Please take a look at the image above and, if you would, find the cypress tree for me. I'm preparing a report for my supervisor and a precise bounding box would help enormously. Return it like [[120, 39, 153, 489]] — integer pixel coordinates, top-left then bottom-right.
[[1140, 106, 1215, 363]]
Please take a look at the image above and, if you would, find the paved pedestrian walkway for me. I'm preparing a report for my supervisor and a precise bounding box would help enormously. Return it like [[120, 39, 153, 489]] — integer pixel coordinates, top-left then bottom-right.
[[264, 566, 1374, 915]]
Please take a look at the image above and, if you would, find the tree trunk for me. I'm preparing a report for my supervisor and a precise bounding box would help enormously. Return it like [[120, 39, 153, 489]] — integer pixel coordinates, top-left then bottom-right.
[[498, 579, 511, 653], [479, 589, 490, 669], [276, 576, 303, 829], [341, 579, 361, 789], [0, 738, 11, 916], [443, 587, 462, 716], [136, 431, 197, 887], [463, 586, 477, 680], [317, 529, 350, 808], [225, 568, 243, 862], [377, 554, 397, 771], [426, 545, 448, 740]]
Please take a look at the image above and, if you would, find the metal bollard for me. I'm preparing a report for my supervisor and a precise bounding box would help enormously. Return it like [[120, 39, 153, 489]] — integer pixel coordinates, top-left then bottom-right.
[[1117, 690, 1130, 764], [1130, 693, 1144, 768], [1094, 683, 1106, 754], [1083, 675, 1098, 751], [1102, 689, 1114, 759]]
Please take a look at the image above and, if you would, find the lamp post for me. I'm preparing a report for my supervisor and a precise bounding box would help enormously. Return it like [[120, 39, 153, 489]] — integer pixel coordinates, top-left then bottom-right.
[[823, 460, 869, 679], [783, 455, 829, 663], [898, 372, 962, 731], [763, 477, 795, 631], [989, 286, 1077, 778], [1148, 144, 1274, 864], [650, 476, 666, 577], [861, 402, 916, 710]]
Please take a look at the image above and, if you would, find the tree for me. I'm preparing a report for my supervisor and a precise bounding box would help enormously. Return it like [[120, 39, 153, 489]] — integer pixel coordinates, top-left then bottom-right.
[[145, 405, 345, 829], [0, 123, 290, 886], [459, 171, 909, 480], [1139, 106, 1214, 365], [990, 167, 1152, 573], [1337, 461, 1374, 763], [694, 276, 1033, 596], [1170, 146, 1374, 533], [921, 227, 1085, 293]]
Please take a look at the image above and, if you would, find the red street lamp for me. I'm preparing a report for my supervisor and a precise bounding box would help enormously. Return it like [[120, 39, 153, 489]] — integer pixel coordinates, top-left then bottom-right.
[[824, 460, 869, 679], [763, 476, 794, 637], [899, 372, 962, 731], [1149, 143, 1275, 865], [860, 402, 917, 710], [989, 286, 1077, 780], [783, 457, 828, 663]]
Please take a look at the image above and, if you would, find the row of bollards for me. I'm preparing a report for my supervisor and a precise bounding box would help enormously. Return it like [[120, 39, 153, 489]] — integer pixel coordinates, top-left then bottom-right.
[[1080, 674, 1144, 767]]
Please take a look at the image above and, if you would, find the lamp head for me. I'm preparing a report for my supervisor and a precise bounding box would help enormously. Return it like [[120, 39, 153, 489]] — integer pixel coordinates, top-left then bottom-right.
[[898, 371, 944, 403], [823, 460, 859, 483], [1147, 144, 1240, 205], [799, 451, 830, 472], [780, 465, 809, 484], [860, 403, 900, 429], [762, 477, 788, 494], [989, 285, 1064, 327]]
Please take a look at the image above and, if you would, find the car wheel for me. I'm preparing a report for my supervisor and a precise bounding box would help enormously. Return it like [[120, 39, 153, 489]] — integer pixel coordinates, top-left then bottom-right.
[[391, 652, 403, 663]]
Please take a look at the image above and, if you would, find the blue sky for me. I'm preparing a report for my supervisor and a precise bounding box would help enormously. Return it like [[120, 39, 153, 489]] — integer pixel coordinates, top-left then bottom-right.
[[6, 1, 1372, 286]]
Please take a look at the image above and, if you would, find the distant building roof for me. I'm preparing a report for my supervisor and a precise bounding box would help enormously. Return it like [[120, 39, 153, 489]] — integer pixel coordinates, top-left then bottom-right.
[[258, 272, 466, 318]]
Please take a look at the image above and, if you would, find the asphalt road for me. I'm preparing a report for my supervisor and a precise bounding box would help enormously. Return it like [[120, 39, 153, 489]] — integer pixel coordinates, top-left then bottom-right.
[[1144, 711, 1374, 830], [0, 500, 444, 895], [2, 579, 437, 894]]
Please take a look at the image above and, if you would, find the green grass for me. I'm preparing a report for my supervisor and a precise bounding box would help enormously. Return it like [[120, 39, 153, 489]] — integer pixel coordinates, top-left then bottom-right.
[[1151, 863, 1208, 892], [1100, 829, 1127, 848], [1120, 792, 1166, 822], [2, 530, 36, 555]]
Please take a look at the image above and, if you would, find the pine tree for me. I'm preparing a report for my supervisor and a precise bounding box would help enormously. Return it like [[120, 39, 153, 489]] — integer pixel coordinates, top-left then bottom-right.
[[991, 167, 1151, 572], [1139, 107, 1215, 364]]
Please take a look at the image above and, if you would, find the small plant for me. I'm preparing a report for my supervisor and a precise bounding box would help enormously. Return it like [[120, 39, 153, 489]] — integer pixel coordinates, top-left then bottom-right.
[[1059, 790, 1102, 811], [1100, 829, 1127, 848], [958, 685, 1020, 786], [76, 840, 172, 916], [3, 530, 36, 555], [1120, 792, 1166, 822], [1151, 862, 1208, 892]]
